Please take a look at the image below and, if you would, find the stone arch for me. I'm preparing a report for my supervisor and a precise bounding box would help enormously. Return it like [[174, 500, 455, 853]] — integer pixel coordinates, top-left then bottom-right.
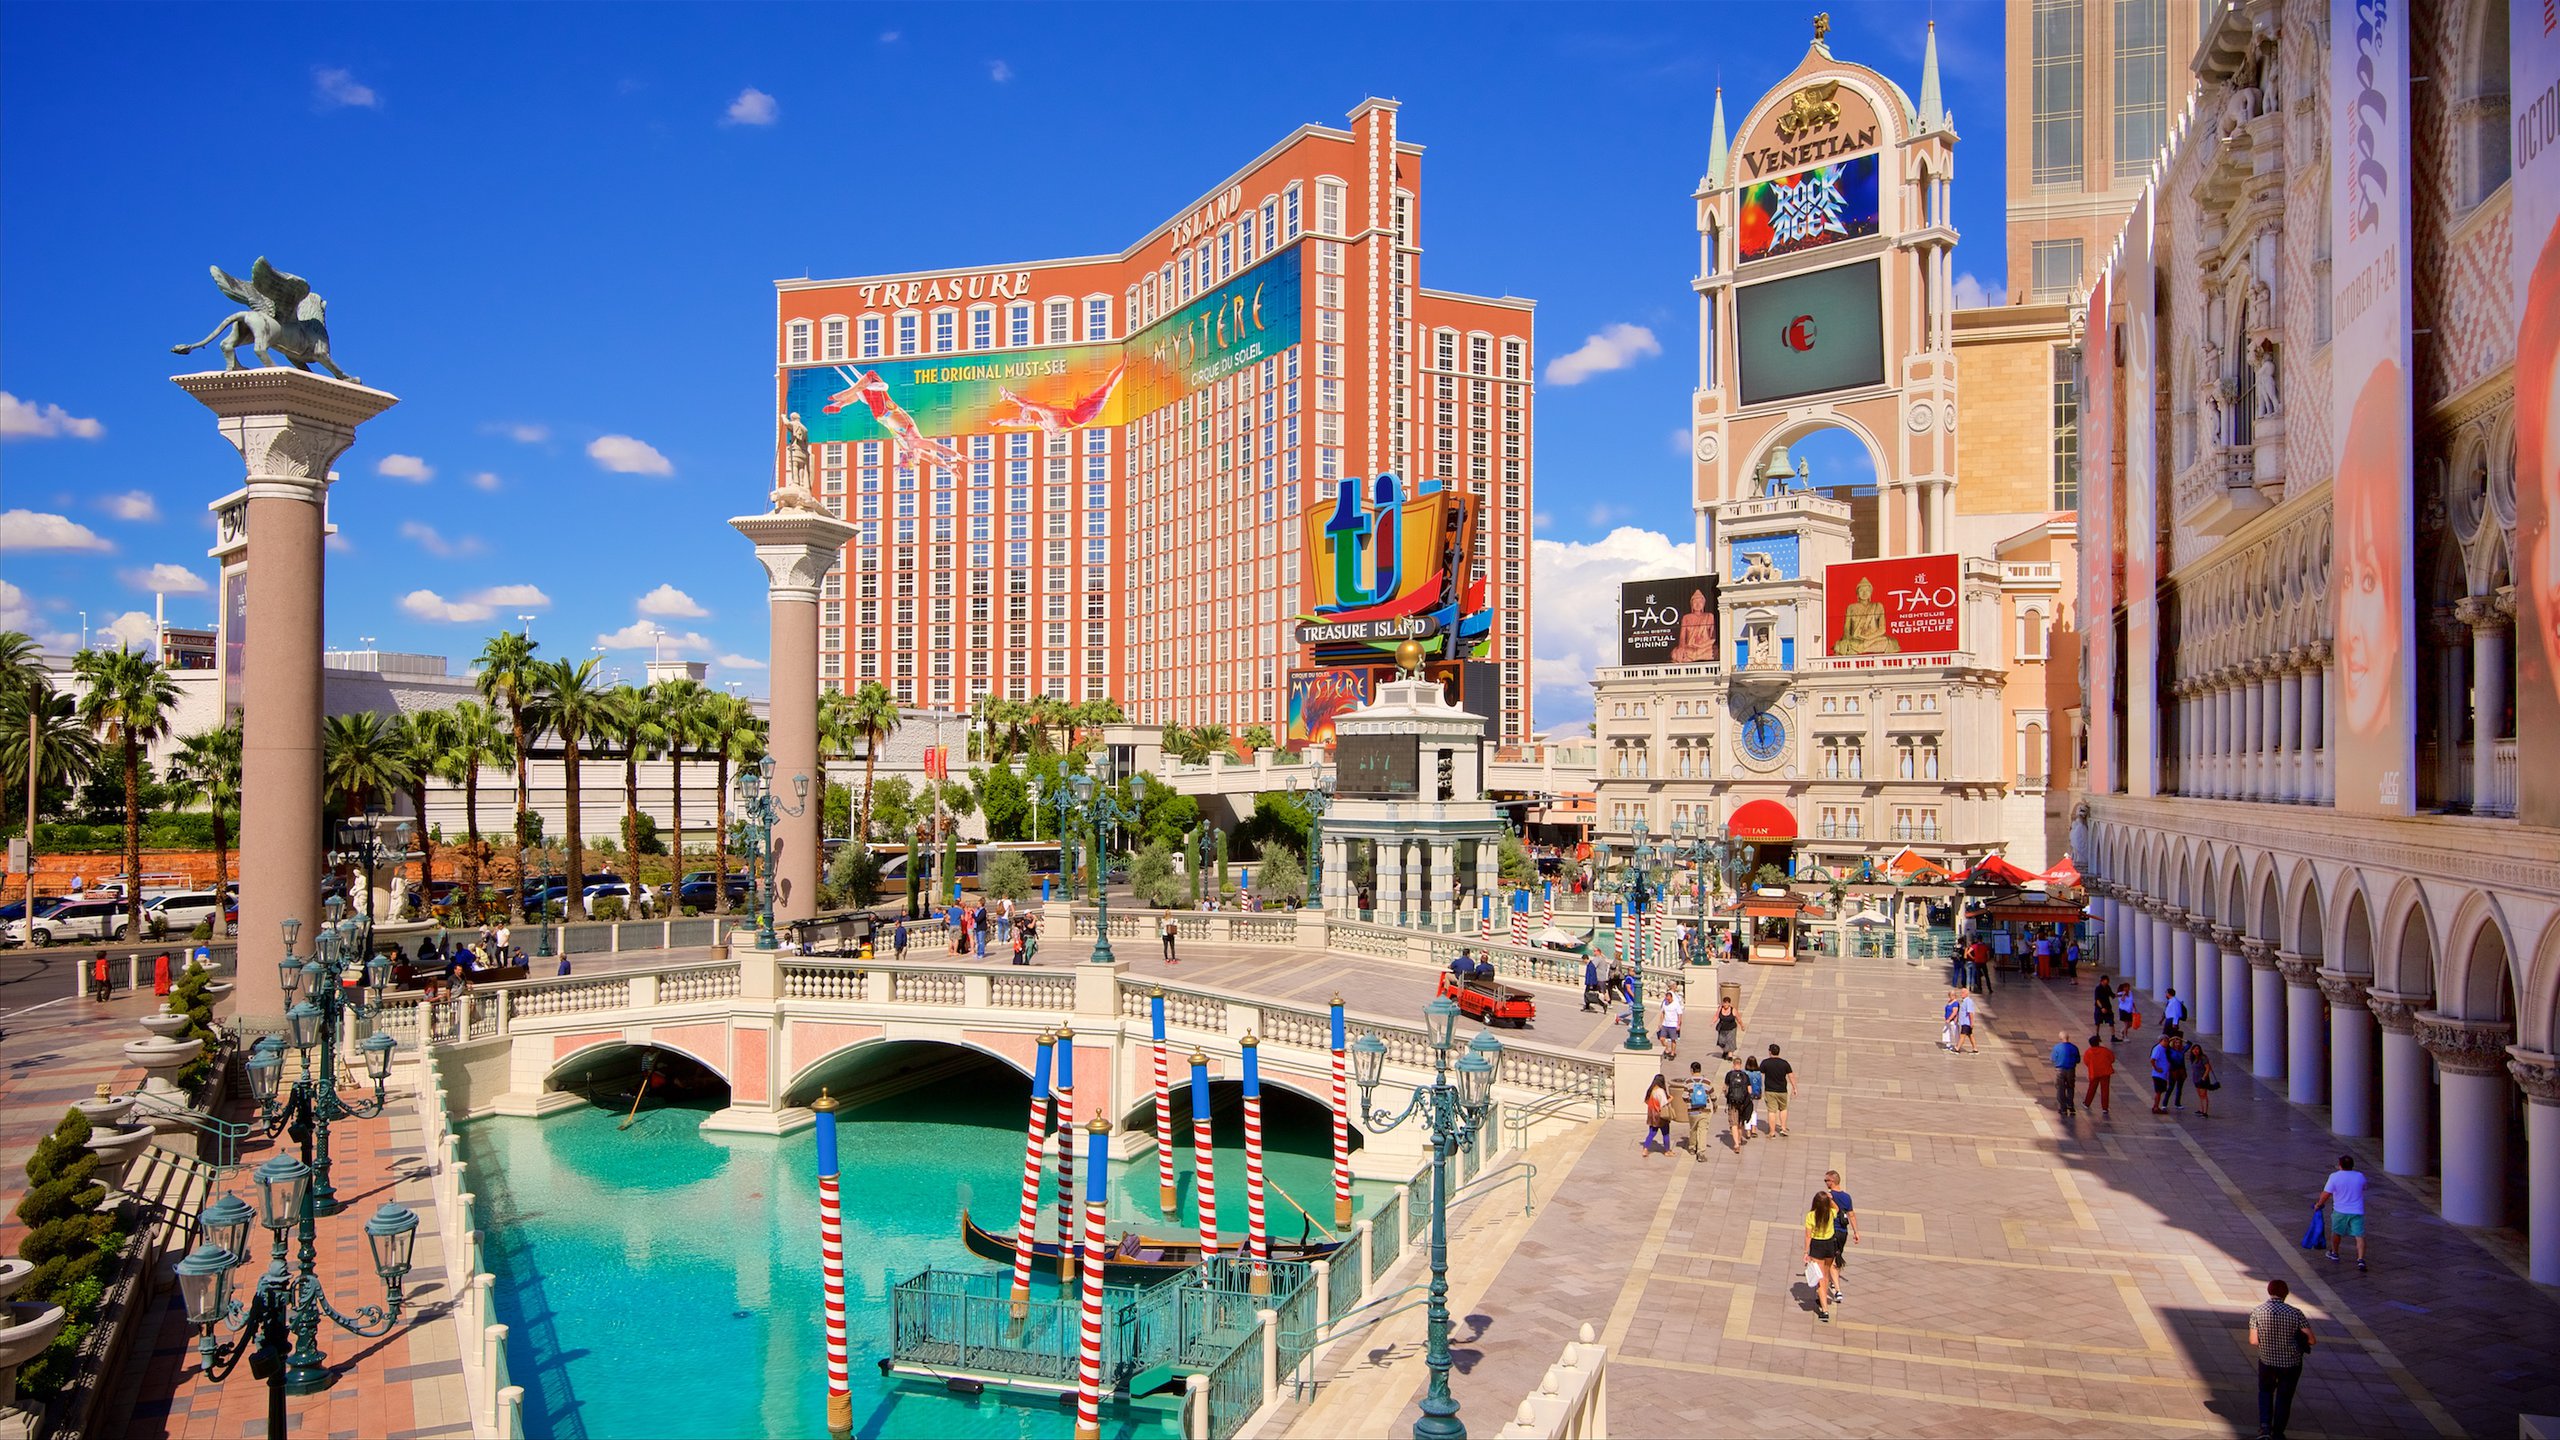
[[2168, 839, 2193, 909], [1735, 416, 1891, 504], [2193, 844, 2221, 922], [783, 1033, 1033, 1108], [2455, 0, 2514, 208], [2376, 876, 2439, 998], [2335, 883, 2377, 980], [1118, 1072, 1366, 1154], [2286, 861, 2326, 958], [543, 1034, 730, 1090], [2223, 852, 2250, 927], [2439, 891, 2520, 1022], [2255, 869, 2283, 946], [2526, 916, 2560, 1053]]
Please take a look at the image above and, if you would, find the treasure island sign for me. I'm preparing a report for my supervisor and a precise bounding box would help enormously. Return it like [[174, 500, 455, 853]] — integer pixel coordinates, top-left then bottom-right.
[[1737, 75, 1883, 182]]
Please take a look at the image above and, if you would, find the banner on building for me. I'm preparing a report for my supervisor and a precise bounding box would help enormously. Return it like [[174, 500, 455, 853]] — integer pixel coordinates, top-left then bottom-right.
[[1284, 669, 1372, 747], [2123, 189, 2160, 798], [1821, 553, 1961, 656], [1738, 154, 1882, 264], [782, 248, 1302, 453], [2330, 0, 2415, 815], [1296, 475, 1490, 666], [1618, 575, 1721, 665], [2513, 2, 2560, 824], [220, 566, 246, 720], [2081, 270, 2119, 796], [1733, 259, 1886, 407]]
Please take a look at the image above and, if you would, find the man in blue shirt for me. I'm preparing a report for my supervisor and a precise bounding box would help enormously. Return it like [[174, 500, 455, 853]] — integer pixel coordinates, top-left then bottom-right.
[[1823, 1169, 1860, 1276], [1582, 955, 1605, 1011], [2162, 987, 2190, 1035], [2051, 1030, 2082, 1117], [2149, 1036, 2177, 1114]]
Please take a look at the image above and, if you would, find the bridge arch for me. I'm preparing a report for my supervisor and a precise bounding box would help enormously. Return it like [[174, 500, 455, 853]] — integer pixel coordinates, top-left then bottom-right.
[[784, 1034, 1034, 1111], [544, 1035, 732, 1093]]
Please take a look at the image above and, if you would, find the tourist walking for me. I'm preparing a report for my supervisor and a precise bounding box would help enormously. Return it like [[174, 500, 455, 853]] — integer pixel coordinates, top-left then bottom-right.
[[496, 923, 513, 966], [1683, 1063, 1714, 1161], [1641, 1074, 1670, 1157], [1160, 912, 1179, 964], [2081, 1034, 2116, 1118], [2148, 1034, 2177, 1115], [2166, 1034, 2191, 1109], [1804, 1190, 1845, 1321], [891, 917, 908, 960], [1940, 987, 1963, 1049], [2117, 983, 2140, 1035], [1714, 997, 1742, 1058], [2319, 1154, 2370, 1270], [153, 951, 172, 997], [1663, 1065, 1691, 1153], [1954, 990, 1981, 1053], [2245, 1278, 2317, 1439], [2163, 987, 2190, 1035], [2093, 977, 2119, 1041], [1822, 1169, 1859, 1271], [1968, 935, 1995, 994], [1759, 1044, 1795, 1137], [1742, 1056, 1767, 1136], [1582, 955, 1607, 1012], [1659, 986, 1685, 1061], [2064, 935, 2083, 979], [2051, 1030, 2081, 1116], [1723, 1058, 1755, 1151], [2190, 1044, 2221, 1117], [90, 951, 114, 1003]]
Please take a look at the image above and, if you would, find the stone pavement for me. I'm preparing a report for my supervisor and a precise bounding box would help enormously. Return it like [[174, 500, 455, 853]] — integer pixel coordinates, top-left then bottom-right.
[[1281, 948, 2560, 1438]]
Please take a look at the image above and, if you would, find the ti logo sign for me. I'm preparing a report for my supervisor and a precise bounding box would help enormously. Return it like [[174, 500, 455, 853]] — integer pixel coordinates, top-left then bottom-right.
[[1322, 474, 1409, 608]]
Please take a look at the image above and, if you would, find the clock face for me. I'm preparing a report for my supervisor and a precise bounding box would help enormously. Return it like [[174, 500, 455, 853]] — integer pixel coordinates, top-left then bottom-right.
[[1739, 709, 1788, 763]]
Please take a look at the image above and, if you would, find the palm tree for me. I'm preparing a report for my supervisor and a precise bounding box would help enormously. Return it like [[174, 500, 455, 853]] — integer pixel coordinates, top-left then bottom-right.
[[3, 632, 92, 929], [73, 648, 181, 938], [437, 701, 509, 921], [391, 709, 456, 903], [322, 711, 415, 816], [654, 678, 708, 899], [700, 692, 762, 914], [600, 686, 663, 883], [475, 631, 542, 919], [844, 680, 901, 842], [1239, 723, 1275, 754], [166, 722, 243, 915], [1071, 697, 1125, 752], [535, 658, 608, 916]]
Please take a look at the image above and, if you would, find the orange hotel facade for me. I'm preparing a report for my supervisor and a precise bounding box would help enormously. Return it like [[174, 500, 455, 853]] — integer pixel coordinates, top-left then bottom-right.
[[772, 99, 1537, 741]]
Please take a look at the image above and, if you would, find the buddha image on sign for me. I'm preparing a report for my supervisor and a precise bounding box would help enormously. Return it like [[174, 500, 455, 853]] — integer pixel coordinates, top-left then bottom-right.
[[1667, 589, 1718, 662], [1833, 577, 1898, 655]]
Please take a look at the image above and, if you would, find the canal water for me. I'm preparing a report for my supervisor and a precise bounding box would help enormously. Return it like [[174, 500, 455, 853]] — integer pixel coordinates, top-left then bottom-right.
[[460, 1074, 1374, 1438]]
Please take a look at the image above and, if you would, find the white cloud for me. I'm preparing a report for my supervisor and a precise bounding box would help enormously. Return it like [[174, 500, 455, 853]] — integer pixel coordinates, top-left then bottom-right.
[[0, 509, 112, 552], [471, 584, 551, 608], [99, 611, 157, 652], [1530, 525, 1694, 732], [313, 66, 379, 110], [376, 453, 434, 482], [0, 579, 32, 631], [470, 471, 502, 492], [636, 583, 708, 618], [596, 621, 713, 653], [327, 533, 355, 554], [103, 491, 159, 522], [1953, 272, 2008, 309], [1544, 323, 1662, 386], [399, 590, 495, 624], [724, 87, 779, 125], [397, 521, 485, 559], [122, 563, 208, 595], [489, 422, 549, 444], [879, 29, 901, 42], [587, 434, 674, 475], [988, 59, 1014, 82], [0, 392, 105, 441], [715, 653, 768, 670]]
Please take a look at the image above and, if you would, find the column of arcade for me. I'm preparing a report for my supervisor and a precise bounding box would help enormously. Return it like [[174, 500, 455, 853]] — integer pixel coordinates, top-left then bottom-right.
[[2172, 647, 2332, 804]]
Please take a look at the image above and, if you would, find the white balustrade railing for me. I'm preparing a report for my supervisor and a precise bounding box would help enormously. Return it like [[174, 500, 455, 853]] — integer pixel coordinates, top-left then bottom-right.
[[415, 1037, 524, 1439], [1496, 1324, 1609, 1439]]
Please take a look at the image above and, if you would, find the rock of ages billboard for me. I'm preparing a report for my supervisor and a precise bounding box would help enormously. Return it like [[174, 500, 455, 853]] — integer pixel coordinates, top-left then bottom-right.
[[1738, 154, 1881, 265], [1823, 554, 1960, 657], [1619, 576, 1721, 666], [1294, 474, 1490, 667], [1734, 259, 1886, 408]]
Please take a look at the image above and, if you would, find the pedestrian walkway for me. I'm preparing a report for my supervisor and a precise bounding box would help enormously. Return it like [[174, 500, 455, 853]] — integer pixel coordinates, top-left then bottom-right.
[[1283, 946, 2560, 1437]]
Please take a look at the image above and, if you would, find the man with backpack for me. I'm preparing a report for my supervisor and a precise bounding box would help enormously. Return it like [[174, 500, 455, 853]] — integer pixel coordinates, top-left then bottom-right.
[[1683, 1062, 1715, 1160], [1723, 1059, 1756, 1152], [1663, 1063, 1692, 1153]]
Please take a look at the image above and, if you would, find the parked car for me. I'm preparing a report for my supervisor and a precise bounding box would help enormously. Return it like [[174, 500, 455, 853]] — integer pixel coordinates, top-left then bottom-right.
[[579, 879, 631, 909], [143, 890, 230, 935], [675, 879, 754, 910], [8, 897, 132, 945]]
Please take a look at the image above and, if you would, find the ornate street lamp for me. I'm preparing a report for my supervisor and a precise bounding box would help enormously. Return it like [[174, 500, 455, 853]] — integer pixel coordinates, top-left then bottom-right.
[[1349, 997, 1503, 1440], [1285, 772, 1334, 908], [734, 755, 809, 951], [1063, 771, 1142, 963], [325, 813, 411, 973]]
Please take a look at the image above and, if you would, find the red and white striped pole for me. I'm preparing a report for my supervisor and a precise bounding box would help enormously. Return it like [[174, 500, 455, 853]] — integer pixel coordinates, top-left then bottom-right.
[[1509, 896, 1527, 947], [1241, 1035, 1269, 1295], [1054, 1024, 1076, 1282], [1478, 892, 1493, 939], [1542, 881, 1555, 932], [1329, 995, 1352, 1227], [813, 1091, 852, 1438], [1151, 989, 1177, 1215], [1187, 1050, 1218, 1259], [1072, 1118, 1110, 1440], [1008, 1035, 1057, 1307]]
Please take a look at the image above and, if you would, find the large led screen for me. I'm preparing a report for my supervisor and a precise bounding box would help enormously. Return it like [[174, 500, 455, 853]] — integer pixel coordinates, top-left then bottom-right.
[[1734, 259, 1885, 407], [1738, 154, 1881, 264], [1336, 733, 1419, 798]]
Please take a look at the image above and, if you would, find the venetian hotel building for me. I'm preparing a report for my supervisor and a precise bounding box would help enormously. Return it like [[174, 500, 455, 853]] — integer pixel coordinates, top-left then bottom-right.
[[773, 100, 1536, 741]]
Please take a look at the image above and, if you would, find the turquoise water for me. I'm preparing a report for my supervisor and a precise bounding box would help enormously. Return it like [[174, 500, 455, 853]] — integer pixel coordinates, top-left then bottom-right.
[[460, 1082, 1379, 1439]]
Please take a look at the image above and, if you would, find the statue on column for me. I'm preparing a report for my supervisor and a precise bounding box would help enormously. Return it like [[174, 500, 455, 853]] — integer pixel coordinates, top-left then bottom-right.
[[771, 411, 830, 516], [2252, 340, 2281, 418], [170, 258, 357, 381]]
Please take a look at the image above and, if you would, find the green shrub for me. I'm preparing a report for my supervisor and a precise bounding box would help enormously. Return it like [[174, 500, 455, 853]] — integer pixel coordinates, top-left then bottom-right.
[[11, 1110, 132, 1399], [188, 919, 213, 942], [827, 844, 883, 909], [1252, 846, 1305, 905], [981, 852, 1034, 902], [1129, 841, 1186, 909], [590, 897, 626, 922]]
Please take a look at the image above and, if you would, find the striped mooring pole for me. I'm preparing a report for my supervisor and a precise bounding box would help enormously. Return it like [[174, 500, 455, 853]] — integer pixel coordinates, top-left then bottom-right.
[[1330, 994, 1353, 1227], [1188, 1050, 1219, 1259], [1151, 989, 1178, 1214], [1072, 1118, 1110, 1440], [1542, 881, 1555, 931], [1054, 1024, 1077, 1281], [1007, 1033, 1056, 1305], [1241, 1035, 1269, 1294], [813, 1091, 852, 1439]]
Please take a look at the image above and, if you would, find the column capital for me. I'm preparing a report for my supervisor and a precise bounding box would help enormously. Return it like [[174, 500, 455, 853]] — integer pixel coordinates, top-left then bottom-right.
[[2364, 988, 2428, 1033], [2159, 905, 2189, 926], [2305, 639, 2333, 666], [2274, 950, 2321, 987], [2187, 916, 2220, 941], [174, 369, 399, 498], [732, 509, 860, 605], [2241, 939, 2279, 969], [2211, 925, 2244, 949], [2453, 593, 2511, 631], [2314, 971, 2369, 1008], [2508, 1049, 2560, 1105], [2414, 1013, 2517, 1076]]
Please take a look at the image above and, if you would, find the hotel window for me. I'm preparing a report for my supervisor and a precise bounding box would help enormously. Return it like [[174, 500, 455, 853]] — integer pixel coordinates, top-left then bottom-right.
[[2113, 0, 2168, 179], [1218, 231, 1234, 279], [2050, 347, 2080, 506], [1284, 186, 1302, 238], [971, 307, 994, 349], [786, 321, 811, 363], [1009, 304, 1033, 347], [1045, 299, 1071, 342], [933, 309, 957, 352], [2029, 240, 2083, 304], [1240, 217, 1257, 268], [1502, 340, 1524, 380], [2018, 607, 2050, 660], [2031, 0, 2085, 187], [1316, 180, 1345, 235], [897, 313, 920, 354], [859, 316, 882, 357], [1085, 296, 1110, 340], [821, 318, 846, 359]]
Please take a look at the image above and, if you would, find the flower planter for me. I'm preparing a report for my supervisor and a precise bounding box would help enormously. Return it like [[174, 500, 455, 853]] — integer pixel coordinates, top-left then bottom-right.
[[121, 1036, 203, 1098], [137, 1013, 192, 1039], [0, 1300, 67, 1406], [70, 1094, 134, 1130], [202, 982, 235, 1002], [0, 1261, 30, 1305], [82, 1123, 156, 1190]]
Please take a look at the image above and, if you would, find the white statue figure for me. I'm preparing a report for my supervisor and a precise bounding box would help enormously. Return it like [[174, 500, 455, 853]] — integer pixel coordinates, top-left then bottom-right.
[[2253, 341, 2280, 418], [2198, 341, 2228, 447], [771, 411, 829, 515]]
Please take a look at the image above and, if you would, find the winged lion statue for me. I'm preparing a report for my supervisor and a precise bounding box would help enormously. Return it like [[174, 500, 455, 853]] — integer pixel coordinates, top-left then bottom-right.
[[171, 258, 357, 381]]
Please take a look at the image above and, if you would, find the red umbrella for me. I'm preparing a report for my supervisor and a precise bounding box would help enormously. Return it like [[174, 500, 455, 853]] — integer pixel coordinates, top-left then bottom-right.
[[2036, 855, 2083, 887], [1968, 855, 2038, 887]]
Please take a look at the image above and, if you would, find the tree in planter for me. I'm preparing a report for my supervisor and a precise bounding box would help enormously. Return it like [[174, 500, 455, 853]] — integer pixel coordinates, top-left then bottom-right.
[[981, 850, 1034, 903], [1497, 830, 1536, 886], [165, 720, 241, 926], [1214, 828, 1230, 897], [1129, 839, 1184, 909], [1252, 845, 1305, 907], [168, 964, 219, 1096], [826, 843, 884, 910], [10, 1108, 131, 1400]]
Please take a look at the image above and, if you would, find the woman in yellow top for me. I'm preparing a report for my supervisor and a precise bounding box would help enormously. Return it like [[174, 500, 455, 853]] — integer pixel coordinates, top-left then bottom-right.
[[1805, 1190, 1845, 1322]]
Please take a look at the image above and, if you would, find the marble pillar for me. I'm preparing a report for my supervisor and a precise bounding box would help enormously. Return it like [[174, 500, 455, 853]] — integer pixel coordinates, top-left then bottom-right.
[[2367, 992, 2434, 1177], [2419, 1015, 2516, 1228], [2248, 942, 2286, 1080], [732, 509, 860, 930], [2213, 927, 2248, 1055], [178, 370, 398, 1034], [2170, 918, 2197, 1012], [2510, 1053, 2560, 1285], [2276, 666, 2301, 802], [2320, 973, 2375, 1136], [2151, 908, 2175, 998], [2279, 952, 2327, 1106], [2191, 923, 2223, 1038], [2460, 598, 2509, 814]]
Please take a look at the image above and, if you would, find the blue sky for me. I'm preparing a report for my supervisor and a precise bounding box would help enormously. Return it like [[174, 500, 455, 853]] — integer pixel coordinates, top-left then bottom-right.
[[0, 1, 2009, 729]]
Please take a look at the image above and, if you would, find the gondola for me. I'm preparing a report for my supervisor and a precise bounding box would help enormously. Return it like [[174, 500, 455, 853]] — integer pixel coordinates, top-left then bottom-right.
[[958, 1209, 1343, 1283]]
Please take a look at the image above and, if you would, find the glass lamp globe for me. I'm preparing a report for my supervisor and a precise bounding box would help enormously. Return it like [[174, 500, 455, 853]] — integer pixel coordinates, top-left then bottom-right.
[[1453, 1051, 1494, 1110], [175, 1242, 235, 1327], [284, 1001, 324, 1052], [1348, 1031, 1389, 1091], [202, 1191, 257, 1263], [244, 1050, 282, 1105], [363, 1202, 420, 1283], [1129, 771, 1148, 802], [359, 1030, 397, 1081], [1424, 996, 1461, 1053], [1466, 1028, 1505, 1086], [252, 1154, 311, 1232]]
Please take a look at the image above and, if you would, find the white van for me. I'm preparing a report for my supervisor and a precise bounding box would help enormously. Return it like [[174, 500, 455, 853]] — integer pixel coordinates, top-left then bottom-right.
[[144, 890, 231, 936]]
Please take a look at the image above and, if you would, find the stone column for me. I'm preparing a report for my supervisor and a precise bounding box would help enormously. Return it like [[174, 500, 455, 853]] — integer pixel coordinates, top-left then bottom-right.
[[2150, 906, 2176, 998], [2213, 927, 2248, 1054], [2258, 665, 2282, 800], [1377, 840, 1404, 928], [2278, 951, 2327, 1105], [2246, 941, 2286, 1080], [177, 371, 398, 1034], [2277, 661, 2302, 803], [2320, 972, 2375, 1136], [2169, 913, 2196, 1010], [2417, 1015, 2516, 1227], [732, 509, 860, 929], [2508, 1052, 2560, 1285], [2314, 644, 2337, 803], [2458, 597, 2509, 814], [2366, 991, 2434, 1176], [2191, 921, 2223, 1038]]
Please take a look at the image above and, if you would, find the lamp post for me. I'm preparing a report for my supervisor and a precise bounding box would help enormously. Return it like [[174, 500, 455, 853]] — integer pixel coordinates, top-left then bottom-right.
[[1047, 782, 1086, 895], [1285, 773, 1333, 908], [1060, 772, 1142, 963], [735, 754, 809, 951], [1348, 998, 1503, 1440], [254, 906, 401, 1217], [1666, 815, 1739, 965], [325, 812, 411, 966], [1620, 818, 1657, 1052]]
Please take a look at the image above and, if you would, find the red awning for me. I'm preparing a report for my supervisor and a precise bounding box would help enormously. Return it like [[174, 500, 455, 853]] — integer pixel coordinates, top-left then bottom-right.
[[1969, 855, 2038, 887], [1727, 799, 1797, 840], [2038, 855, 2083, 887]]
